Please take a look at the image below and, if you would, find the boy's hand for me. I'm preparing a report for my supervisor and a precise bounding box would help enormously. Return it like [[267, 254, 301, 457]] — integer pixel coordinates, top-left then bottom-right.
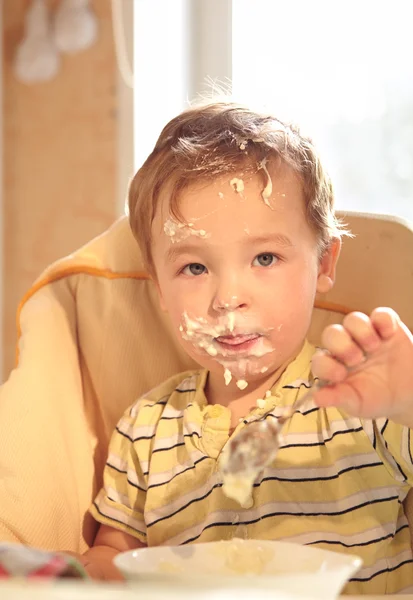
[[63, 549, 124, 581], [311, 308, 413, 427]]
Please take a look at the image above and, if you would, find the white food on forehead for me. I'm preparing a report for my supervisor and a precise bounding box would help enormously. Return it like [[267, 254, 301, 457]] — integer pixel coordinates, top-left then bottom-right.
[[236, 379, 248, 390], [229, 178, 244, 194], [257, 158, 273, 209], [224, 368, 232, 386], [256, 398, 266, 409], [163, 218, 210, 243]]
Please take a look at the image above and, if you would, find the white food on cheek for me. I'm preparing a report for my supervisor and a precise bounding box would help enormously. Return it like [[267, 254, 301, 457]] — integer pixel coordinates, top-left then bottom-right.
[[229, 178, 244, 194], [236, 379, 248, 390], [256, 398, 266, 409], [257, 158, 273, 209], [218, 191, 224, 199], [206, 345, 218, 356], [163, 218, 209, 243], [181, 312, 225, 337], [224, 368, 232, 386]]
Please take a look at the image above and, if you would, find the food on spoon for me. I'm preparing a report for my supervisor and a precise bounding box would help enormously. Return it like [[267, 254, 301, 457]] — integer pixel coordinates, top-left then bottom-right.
[[220, 386, 319, 506], [220, 420, 281, 507]]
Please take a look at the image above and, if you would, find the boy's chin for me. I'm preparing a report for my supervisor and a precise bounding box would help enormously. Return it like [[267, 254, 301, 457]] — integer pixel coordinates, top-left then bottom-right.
[[210, 359, 274, 385]]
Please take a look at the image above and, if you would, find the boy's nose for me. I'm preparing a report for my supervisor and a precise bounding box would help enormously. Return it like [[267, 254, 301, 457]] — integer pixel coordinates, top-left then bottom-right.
[[211, 273, 250, 313], [212, 292, 248, 313]]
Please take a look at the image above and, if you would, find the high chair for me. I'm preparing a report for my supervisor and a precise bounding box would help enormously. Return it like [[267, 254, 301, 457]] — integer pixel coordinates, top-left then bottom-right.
[[0, 212, 411, 552]]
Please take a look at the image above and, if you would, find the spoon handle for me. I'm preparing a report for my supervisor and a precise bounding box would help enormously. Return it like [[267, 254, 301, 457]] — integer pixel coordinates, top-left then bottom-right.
[[277, 380, 326, 425]]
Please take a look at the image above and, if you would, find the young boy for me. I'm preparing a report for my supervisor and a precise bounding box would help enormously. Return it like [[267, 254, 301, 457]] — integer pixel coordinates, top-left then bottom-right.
[[81, 102, 413, 593]]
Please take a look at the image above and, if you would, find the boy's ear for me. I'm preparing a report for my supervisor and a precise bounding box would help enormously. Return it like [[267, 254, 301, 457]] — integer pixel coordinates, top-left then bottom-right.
[[316, 238, 341, 294]]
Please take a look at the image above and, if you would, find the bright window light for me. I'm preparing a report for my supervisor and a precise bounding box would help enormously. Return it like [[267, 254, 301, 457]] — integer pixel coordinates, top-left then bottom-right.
[[232, 0, 413, 221]]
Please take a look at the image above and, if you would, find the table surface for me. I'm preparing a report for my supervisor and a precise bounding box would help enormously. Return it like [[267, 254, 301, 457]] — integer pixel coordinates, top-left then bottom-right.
[[0, 581, 410, 600]]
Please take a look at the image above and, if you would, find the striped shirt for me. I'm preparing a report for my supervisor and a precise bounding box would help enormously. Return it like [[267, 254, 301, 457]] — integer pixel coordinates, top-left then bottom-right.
[[91, 341, 413, 594]]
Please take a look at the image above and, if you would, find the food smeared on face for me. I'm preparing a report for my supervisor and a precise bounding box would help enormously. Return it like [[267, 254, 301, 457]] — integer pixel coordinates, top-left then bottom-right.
[[257, 158, 273, 209], [179, 310, 275, 385], [229, 178, 244, 194], [164, 218, 209, 244], [236, 380, 248, 390]]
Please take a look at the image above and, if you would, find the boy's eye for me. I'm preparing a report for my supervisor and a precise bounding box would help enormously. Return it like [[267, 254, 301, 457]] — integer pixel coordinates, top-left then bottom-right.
[[253, 253, 278, 267], [181, 263, 207, 276]]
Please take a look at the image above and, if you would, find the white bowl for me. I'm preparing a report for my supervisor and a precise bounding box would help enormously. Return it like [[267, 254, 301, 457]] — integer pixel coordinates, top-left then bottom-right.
[[115, 539, 362, 599]]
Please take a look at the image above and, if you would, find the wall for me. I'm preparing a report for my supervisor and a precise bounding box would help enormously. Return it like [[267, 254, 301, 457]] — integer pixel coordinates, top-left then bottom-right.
[[0, 4, 3, 381], [3, 0, 119, 378]]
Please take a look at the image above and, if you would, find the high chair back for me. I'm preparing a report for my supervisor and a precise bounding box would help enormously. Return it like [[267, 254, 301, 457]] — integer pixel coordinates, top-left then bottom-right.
[[0, 212, 411, 552]]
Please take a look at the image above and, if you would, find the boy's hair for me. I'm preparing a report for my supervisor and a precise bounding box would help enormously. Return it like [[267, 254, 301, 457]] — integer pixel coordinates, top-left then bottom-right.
[[128, 102, 347, 275]]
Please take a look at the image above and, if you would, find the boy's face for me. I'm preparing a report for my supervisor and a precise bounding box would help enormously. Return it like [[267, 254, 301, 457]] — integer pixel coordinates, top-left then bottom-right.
[[151, 165, 340, 388]]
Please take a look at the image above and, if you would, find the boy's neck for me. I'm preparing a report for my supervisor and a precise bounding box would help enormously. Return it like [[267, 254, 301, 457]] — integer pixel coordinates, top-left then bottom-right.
[[205, 361, 291, 427]]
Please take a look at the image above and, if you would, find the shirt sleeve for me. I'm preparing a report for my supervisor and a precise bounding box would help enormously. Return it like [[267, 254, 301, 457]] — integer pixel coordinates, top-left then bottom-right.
[[370, 418, 413, 487], [90, 406, 148, 544]]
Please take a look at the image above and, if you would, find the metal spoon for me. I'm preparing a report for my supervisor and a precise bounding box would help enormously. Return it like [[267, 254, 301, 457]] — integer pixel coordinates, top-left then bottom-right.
[[221, 382, 323, 477]]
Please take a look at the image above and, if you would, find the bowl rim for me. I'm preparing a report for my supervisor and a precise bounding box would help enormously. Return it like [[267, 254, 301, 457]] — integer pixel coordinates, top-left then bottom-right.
[[114, 539, 363, 581]]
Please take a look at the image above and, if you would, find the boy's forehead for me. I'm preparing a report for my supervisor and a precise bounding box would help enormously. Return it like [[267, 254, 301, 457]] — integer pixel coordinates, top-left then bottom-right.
[[153, 166, 306, 236]]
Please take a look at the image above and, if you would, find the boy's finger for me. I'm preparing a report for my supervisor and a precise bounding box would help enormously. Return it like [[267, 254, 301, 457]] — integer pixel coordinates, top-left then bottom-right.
[[370, 307, 398, 340], [341, 311, 381, 354], [311, 351, 347, 383], [321, 324, 365, 368], [313, 381, 363, 415]]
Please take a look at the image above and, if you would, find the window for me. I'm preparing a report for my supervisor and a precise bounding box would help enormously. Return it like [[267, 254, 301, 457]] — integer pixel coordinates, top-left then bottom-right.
[[133, 0, 413, 222], [233, 0, 413, 221], [133, 0, 192, 171]]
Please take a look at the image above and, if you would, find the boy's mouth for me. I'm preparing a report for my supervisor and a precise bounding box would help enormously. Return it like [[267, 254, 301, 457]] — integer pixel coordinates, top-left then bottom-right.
[[215, 333, 261, 353]]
